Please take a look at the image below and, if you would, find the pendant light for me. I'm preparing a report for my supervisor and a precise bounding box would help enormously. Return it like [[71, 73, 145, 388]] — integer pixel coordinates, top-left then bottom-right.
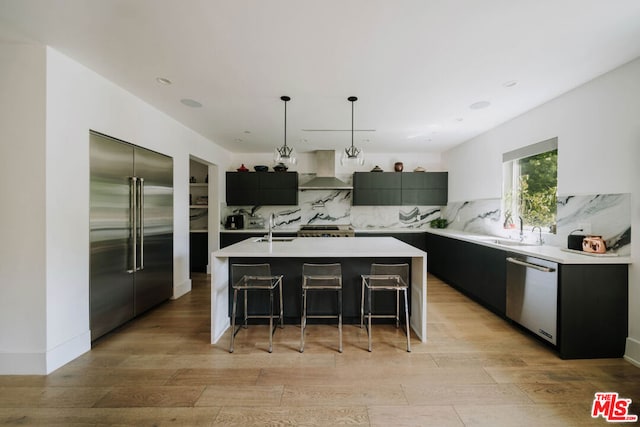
[[274, 95, 297, 165], [341, 96, 364, 166]]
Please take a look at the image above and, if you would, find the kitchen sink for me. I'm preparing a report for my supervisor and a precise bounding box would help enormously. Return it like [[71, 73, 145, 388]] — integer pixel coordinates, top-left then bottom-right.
[[473, 236, 540, 247], [253, 237, 296, 243], [491, 238, 539, 247]]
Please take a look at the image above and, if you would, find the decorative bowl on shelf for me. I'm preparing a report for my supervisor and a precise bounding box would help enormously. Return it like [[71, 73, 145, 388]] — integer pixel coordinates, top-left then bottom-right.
[[414, 166, 426, 172], [371, 165, 383, 172], [236, 164, 249, 172], [273, 162, 288, 172], [254, 165, 268, 172]]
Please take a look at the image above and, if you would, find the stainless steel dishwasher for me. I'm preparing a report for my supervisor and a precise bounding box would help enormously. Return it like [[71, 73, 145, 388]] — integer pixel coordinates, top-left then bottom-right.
[[506, 255, 558, 345]]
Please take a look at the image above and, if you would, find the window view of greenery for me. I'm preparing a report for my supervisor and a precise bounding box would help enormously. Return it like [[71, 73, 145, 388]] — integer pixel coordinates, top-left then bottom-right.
[[503, 149, 558, 233]]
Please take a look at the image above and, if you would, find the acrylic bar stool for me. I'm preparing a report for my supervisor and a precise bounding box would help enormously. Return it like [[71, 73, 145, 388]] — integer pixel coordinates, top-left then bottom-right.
[[300, 263, 343, 353], [229, 263, 283, 353], [361, 263, 411, 352]]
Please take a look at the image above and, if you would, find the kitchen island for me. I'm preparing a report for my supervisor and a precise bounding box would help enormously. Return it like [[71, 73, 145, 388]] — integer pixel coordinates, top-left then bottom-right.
[[210, 236, 427, 345]]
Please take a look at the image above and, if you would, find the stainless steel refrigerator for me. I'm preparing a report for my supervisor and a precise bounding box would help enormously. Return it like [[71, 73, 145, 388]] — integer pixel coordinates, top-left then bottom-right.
[[90, 131, 173, 341]]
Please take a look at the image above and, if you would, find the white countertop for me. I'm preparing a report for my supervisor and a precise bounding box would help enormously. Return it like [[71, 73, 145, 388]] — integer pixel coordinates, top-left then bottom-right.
[[213, 236, 426, 258], [425, 228, 632, 265]]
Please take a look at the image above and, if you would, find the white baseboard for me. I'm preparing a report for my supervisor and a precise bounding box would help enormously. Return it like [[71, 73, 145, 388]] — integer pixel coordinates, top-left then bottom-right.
[[46, 330, 91, 374], [173, 278, 192, 299], [0, 330, 91, 375], [624, 337, 640, 367]]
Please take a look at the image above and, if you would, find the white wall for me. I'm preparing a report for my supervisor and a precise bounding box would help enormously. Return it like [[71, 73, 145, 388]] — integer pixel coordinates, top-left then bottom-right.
[[1, 44, 232, 374], [0, 42, 47, 373], [443, 57, 640, 365]]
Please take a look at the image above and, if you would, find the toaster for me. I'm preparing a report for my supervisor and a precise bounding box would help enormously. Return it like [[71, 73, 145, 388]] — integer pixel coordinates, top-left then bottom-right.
[[225, 214, 244, 230]]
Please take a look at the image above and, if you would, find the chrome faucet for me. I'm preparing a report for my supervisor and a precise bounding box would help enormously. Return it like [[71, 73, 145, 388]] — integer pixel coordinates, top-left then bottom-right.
[[532, 226, 544, 245], [268, 213, 275, 243], [518, 216, 524, 241]]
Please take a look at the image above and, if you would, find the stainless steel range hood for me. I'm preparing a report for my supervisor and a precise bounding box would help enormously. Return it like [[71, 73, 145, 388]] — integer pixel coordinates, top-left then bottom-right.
[[298, 150, 353, 190]]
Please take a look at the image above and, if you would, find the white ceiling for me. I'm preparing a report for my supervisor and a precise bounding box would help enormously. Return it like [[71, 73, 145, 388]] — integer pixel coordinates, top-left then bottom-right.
[[1, 1, 640, 154]]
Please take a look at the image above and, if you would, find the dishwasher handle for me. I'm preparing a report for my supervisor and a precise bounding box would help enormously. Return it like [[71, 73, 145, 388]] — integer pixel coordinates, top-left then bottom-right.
[[506, 257, 556, 273]]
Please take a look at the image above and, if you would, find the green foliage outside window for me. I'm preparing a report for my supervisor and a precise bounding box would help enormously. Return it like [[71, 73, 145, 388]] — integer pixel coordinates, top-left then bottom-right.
[[518, 149, 557, 228], [503, 148, 557, 232]]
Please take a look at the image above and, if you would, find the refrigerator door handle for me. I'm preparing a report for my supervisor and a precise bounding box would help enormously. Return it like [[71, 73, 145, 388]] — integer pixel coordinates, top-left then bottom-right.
[[138, 177, 145, 270], [128, 176, 137, 273]]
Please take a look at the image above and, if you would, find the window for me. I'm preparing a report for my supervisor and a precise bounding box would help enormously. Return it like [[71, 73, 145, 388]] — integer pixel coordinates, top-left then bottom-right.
[[502, 138, 558, 233]]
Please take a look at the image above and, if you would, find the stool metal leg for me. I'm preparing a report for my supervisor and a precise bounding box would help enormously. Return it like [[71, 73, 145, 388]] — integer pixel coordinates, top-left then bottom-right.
[[338, 288, 343, 353], [278, 281, 284, 329], [230, 288, 238, 353], [360, 278, 365, 328], [396, 289, 400, 328], [300, 288, 307, 353], [243, 289, 248, 329], [367, 285, 372, 352], [268, 288, 273, 353], [403, 288, 411, 352]]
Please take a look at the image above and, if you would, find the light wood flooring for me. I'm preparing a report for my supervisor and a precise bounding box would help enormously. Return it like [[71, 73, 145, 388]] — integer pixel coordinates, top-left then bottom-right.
[[1, 273, 638, 426]]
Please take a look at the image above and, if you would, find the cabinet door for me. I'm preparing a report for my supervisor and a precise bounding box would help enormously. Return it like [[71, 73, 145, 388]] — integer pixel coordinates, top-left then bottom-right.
[[189, 232, 209, 273], [353, 172, 401, 205], [425, 233, 506, 315], [259, 172, 298, 205], [401, 172, 448, 205], [226, 172, 259, 205], [558, 264, 628, 358]]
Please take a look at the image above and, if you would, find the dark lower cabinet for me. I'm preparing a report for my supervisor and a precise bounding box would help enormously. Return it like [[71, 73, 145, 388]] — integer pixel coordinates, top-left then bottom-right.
[[425, 232, 506, 315], [558, 264, 628, 359], [189, 232, 208, 273], [425, 232, 628, 359]]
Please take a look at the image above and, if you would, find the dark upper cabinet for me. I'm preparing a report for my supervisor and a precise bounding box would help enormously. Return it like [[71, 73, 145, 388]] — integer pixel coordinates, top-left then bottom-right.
[[226, 172, 259, 205], [401, 172, 448, 205], [352, 171, 448, 206], [226, 172, 298, 206], [352, 172, 401, 205]]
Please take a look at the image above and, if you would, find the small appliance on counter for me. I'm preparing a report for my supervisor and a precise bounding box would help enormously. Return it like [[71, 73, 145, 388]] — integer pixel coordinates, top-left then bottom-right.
[[583, 236, 607, 254], [245, 215, 266, 229], [225, 214, 245, 230], [567, 229, 586, 251]]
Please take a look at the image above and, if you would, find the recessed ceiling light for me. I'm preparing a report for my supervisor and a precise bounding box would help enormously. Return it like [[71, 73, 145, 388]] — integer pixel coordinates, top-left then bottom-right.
[[234, 138, 243, 143], [469, 101, 491, 110], [180, 98, 202, 108], [156, 77, 172, 85], [503, 80, 518, 88], [243, 130, 251, 134]]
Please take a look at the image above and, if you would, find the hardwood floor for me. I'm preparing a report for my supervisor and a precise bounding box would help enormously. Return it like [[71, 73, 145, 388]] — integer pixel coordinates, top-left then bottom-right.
[[1, 273, 638, 426]]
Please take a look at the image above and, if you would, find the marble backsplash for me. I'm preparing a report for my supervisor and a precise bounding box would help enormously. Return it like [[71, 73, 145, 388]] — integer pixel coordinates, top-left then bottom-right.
[[221, 173, 631, 254], [442, 193, 631, 255]]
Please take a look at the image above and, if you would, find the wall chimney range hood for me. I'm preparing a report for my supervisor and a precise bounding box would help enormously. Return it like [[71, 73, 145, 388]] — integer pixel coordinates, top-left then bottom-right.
[[298, 150, 353, 190]]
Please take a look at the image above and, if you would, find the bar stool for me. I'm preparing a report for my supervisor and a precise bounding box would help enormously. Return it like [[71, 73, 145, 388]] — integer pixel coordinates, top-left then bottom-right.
[[300, 263, 343, 353], [361, 263, 411, 352], [229, 263, 283, 353]]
